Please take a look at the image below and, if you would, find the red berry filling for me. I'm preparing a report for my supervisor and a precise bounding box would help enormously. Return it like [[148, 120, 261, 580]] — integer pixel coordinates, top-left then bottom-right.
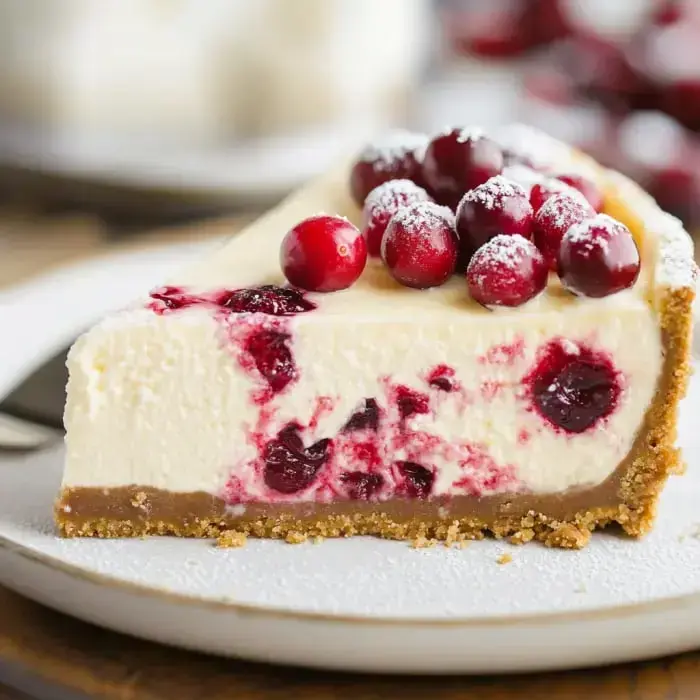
[[456, 175, 534, 262], [362, 179, 432, 257], [349, 130, 428, 206], [222, 285, 317, 315], [395, 385, 430, 420], [341, 471, 384, 500], [524, 340, 621, 434], [381, 201, 458, 289], [263, 424, 331, 494], [467, 234, 548, 308], [397, 462, 434, 499], [427, 364, 458, 392], [558, 215, 641, 298], [244, 329, 298, 395], [422, 128, 504, 209], [342, 398, 380, 433], [280, 215, 367, 293]]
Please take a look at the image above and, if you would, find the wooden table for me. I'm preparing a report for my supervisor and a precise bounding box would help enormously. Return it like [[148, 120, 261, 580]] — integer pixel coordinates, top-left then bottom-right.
[[2, 188, 700, 699]]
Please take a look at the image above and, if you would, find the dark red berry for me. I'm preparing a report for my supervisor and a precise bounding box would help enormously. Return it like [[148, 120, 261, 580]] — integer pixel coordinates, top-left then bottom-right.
[[533, 192, 595, 270], [427, 364, 457, 392], [467, 235, 548, 308], [263, 425, 331, 494], [558, 215, 640, 298], [349, 130, 428, 206], [456, 175, 534, 263], [222, 285, 316, 315], [381, 201, 458, 289], [244, 329, 297, 394], [397, 462, 434, 499], [395, 385, 430, 420], [281, 215, 367, 292], [529, 178, 577, 213], [422, 128, 504, 209], [343, 398, 380, 433], [555, 173, 604, 212], [341, 471, 384, 500], [362, 179, 432, 257]]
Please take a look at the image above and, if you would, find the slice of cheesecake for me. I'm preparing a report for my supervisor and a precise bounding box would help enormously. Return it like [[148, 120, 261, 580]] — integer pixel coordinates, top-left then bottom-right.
[[57, 125, 696, 548]]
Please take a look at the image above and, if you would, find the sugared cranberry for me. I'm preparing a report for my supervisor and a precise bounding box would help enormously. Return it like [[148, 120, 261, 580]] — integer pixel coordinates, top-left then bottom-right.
[[554, 173, 604, 212], [529, 178, 577, 213], [341, 471, 384, 500], [244, 329, 297, 394], [558, 215, 640, 298], [281, 215, 367, 293], [343, 398, 380, 433], [467, 235, 548, 308], [526, 341, 621, 434], [349, 130, 428, 206], [456, 175, 534, 263], [533, 192, 595, 270], [222, 285, 316, 315], [362, 180, 432, 257], [422, 128, 504, 210], [397, 462, 434, 499], [263, 425, 331, 494], [381, 202, 458, 289]]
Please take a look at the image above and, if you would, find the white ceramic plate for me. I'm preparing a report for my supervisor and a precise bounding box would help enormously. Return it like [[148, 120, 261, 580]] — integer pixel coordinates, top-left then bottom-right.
[[1, 247, 700, 675]]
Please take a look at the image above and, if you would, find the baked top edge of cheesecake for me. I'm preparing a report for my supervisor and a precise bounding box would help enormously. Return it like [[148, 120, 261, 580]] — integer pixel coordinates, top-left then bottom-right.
[[57, 124, 696, 549]]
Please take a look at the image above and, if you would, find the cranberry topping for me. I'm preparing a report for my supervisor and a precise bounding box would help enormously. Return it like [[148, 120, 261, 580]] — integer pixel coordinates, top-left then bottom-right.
[[342, 398, 380, 433], [341, 471, 384, 500], [281, 215, 367, 293], [381, 201, 458, 289], [456, 175, 534, 263], [263, 424, 331, 494], [427, 365, 457, 392], [555, 173, 604, 212], [349, 130, 428, 206], [244, 329, 297, 394], [222, 285, 316, 315], [150, 286, 197, 311], [533, 192, 595, 270], [529, 178, 577, 213], [525, 340, 621, 434], [558, 215, 641, 298], [395, 385, 430, 420], [421, 128, 504, 210], [397, 462, 434, 499], [362, 179, 432, 257], [467, 234, 548, 308]]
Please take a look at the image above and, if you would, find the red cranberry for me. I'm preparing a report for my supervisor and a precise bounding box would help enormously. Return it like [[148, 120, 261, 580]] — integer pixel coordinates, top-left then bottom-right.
[[554, 173, 604, 212], [349, 130, 428, 206], [342, 399, 380, 433], [362, 180, 432, 257], [456, 175, 534, 262], [427, 364, 457, 392], [525, 340, 620, 434], [467, 235, 548, 308], [222, 285, 316, 315], [263, 425, 331, 494], [397, 462, 434, 499], [381, 201, 458, 289], [453, 6, 528, 58], [533, 192, 595, 270], [395, 385, 430, 420], [558, 215, 640, 298], [281, 215, 367, 293], [422, 128, 504, 210], [244, 329, 298, 395], [341, 472, 384, 500], [529, 178, 577, 213]]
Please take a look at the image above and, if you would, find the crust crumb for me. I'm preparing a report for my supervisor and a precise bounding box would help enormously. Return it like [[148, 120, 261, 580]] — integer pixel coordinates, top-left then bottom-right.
[[216, 531, 247, 548], [285, 531, 308, 545], [497, 552, 513, 565], [412, 536, 436, 549]]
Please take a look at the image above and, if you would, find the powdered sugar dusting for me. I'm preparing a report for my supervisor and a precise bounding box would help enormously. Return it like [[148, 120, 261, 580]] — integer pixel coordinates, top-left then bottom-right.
[[391, 200, 456, 230], [364, 179, 429, 213], [493, 123, 570, 170], [455, 126, 486, 144], [463, 175, 527, 211], [469, 234, 535, 274], [565, 214, 624, 251], [358, 130, 428, 170], [537, 191, 592, 230]]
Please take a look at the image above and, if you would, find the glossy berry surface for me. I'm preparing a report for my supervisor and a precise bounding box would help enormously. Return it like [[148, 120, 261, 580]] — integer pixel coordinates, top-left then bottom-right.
[[555, 173, 605, 212], [558, 215, 640, 298], [533, 192, 595, 269], [456, 175, 534, 262], [421, 128, 504, 209], [343, 398, 380, 433], [222, 285, 317, 315], [381, 201, 458, 289], [244, 329, 298, 395], [397, 461, 434, 499], [341, 471, 384, 500], [362, 179, 432, 257], [529, 178, 577, 213], [466, 234, 548, 308], [281, 215, 367, 292]]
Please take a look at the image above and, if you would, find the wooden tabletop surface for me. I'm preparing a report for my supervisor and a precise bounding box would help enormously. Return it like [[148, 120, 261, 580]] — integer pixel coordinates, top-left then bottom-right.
[[2, 183, 700, 699]]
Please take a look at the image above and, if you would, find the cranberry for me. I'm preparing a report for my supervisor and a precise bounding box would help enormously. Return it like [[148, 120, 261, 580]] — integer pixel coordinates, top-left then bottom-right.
[[263, 425, 331, 494], [554, 173, 604, 212], [342, 398, 380, 433], [533, 192, 595, 270], [421, 128, 504, 210], [525, 341, 620, 434], [222, 285, 316, 315], [397, 462, 434, 499], [341, 471, 384, 500], [281, 215, 367, 293], [456, 175, 534, 263], [529, 178, 577, 213], [362, 180, 432, 258], [349, 130, 428, 206], [467, 235, 548, 308], [381, 201, 458, 289], [244, 329, 297, 394], [427, 365, 457, 392], [558, 215, 640, 298], [395, 385, 430, 420]]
